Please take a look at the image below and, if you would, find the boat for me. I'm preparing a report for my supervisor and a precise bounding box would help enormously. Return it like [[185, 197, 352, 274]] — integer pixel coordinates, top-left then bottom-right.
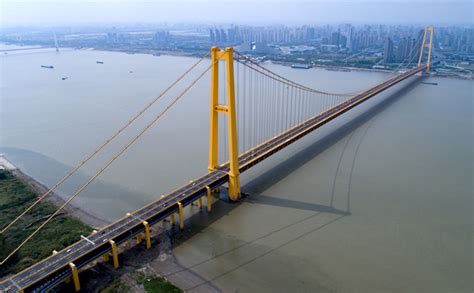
[[41, 65, 54, 69], [61, 77, 68, 80], [291, 64, 311, 69], [96, 61, 104, 64]]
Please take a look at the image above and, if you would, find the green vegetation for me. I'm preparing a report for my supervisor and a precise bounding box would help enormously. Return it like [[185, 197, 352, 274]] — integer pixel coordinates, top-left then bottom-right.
[[136, 273, 182, 293], [0, 170, 92, 277]]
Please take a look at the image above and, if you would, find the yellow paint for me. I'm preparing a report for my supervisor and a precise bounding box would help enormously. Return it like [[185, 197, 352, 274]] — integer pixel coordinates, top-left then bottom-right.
[[136, 233, 142, 244], [69, 262, 80, 291], [208, 46, 241, 201], [206, 186, 212, 212], [143, 221, 151, 249], [417, 27, 434, 72], [197, 197, 202, 208], [103, 253, 109, 262], [427, 27, 434, 71], [224, 47, 241, 200], [417, 28, 427, 67], [109, 240, 119, 269], [208, 46, 220, 172], [170, 213, 175, 225], [178, 202, 184, 230], [215, 104, 229, 112]]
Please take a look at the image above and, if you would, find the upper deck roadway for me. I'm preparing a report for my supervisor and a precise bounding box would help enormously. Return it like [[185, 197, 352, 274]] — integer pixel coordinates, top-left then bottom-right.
[[0, 65, 425, 293]]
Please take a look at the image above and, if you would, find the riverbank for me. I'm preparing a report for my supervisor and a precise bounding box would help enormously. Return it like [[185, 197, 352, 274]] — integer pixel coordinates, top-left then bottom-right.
[[92, 47, 474, 80], [0, 155, 107, 229], [269, 60, 474, 79], [0, 155, 219, 292], [2, 42, 471, 80], [0, 162, 93, 277]]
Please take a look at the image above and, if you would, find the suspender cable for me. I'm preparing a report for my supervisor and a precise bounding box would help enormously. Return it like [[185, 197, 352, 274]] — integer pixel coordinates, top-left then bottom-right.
[[264, 74, 270, 140], [242, 62, 246, 153], [234, 51, 357, 97]]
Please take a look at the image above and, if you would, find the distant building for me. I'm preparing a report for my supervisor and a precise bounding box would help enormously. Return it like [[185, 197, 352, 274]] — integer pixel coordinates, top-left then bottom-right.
[[383, 37, 394, 63], [396, 36, 419, 63], [339, 35, 347, 48], [209, 29, 215, 42], [396, 37, 408, 62], [220, 29, 227, 42], [153, 31, 170, 45], [331, 31, 340, 46], [346, 27, 354, 51], [306, 27, 315, 40], [227, 26, 239, 43]]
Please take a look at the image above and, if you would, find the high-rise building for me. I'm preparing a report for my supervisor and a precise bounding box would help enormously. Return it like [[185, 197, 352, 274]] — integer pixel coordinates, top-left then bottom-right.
[[227, 26, 238, 43], [220, 29, 227, 42], [383, 37, 394, 63], [396, 37, 408, 62], [209, 29, 215, 42], [331, 31, 341, 46], [346, 26, 354, 51], [153, 31, 170, 46], [306, 27, 315, 40]]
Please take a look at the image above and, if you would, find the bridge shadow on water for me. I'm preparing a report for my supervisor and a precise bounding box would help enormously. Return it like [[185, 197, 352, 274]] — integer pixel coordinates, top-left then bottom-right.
[[241, 75, 425, 213], [172, 75, 426, 244], [162, 76, 426, 291]]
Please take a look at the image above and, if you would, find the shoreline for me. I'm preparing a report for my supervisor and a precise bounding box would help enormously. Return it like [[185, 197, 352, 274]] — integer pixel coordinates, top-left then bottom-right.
[[0, 155, 221, 291], [2, 42, 472, 80], [267, 60, 474, 79], [91, 46, 473, 80], [0, 154, 107, 229]]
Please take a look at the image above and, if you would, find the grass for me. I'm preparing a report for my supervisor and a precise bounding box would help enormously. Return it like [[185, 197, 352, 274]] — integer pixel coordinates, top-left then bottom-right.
[[0, 170, 92, 277], [136, 273, 183, 293]]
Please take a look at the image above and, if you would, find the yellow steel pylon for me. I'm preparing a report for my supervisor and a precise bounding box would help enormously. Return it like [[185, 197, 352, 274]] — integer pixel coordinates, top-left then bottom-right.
[[208, 46, 240, 201], [109, 240, 119, 269], [418, 27, 434, 72], [69, 262, 81, 291]]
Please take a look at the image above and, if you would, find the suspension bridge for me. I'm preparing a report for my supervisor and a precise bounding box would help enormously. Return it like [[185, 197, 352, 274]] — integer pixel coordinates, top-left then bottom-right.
[[0, 27, 434, 293]]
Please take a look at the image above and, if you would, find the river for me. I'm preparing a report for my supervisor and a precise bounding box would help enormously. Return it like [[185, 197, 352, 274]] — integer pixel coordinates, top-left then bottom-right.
[[0, 45, 472, 292]]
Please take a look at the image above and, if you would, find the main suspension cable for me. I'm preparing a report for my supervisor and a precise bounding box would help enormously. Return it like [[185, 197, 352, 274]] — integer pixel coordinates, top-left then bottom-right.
[[234, 51, 360, 97], [0, 52, 209, 235], [0, 60, 214, 266]]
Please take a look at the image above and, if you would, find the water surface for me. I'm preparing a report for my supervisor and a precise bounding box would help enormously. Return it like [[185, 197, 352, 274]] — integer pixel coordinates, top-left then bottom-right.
[[1, 46, 472, 292]]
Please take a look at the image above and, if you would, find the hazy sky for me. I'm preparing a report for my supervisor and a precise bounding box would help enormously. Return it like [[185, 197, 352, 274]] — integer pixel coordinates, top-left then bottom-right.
[[1, 0, 473, 26]]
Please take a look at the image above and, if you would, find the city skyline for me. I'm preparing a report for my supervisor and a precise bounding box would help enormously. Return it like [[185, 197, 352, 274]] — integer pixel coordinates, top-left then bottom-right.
[[1, 1, 472, 292], [3, 21, 472, 77]]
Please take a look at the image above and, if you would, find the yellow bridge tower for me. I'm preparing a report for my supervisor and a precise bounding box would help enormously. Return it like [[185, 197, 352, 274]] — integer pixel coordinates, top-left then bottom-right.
[[418, 26, 434, 72], [208, 46, 241, 201]]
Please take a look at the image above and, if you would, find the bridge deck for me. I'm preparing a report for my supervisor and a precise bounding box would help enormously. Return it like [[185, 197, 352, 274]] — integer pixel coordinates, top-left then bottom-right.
[[0, 66, 424, 292]]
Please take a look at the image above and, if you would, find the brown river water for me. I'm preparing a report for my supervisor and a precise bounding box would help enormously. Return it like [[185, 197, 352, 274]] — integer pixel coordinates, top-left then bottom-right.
[[1, 45, 472, 292]]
